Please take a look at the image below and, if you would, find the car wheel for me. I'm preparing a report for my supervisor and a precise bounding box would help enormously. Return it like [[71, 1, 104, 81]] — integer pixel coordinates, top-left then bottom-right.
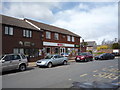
[[47, 62, 52, 68], [63, 60, 67, 65], [84, 58, 87, 62], [19, 64, 26, 71], [100, 57, 103, 60]]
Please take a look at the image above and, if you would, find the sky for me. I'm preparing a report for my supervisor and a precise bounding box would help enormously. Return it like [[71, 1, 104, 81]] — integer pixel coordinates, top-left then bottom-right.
[[1, 1, 118, 45]]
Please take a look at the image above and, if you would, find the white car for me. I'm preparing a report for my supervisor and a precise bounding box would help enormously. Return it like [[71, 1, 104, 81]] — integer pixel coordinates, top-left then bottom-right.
[[36, 54, 68, 68]]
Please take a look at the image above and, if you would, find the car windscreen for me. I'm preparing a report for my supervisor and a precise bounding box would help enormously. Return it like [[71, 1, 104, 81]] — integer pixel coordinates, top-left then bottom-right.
[[45, 55, 53, 59], [79, 53, 87, 56]]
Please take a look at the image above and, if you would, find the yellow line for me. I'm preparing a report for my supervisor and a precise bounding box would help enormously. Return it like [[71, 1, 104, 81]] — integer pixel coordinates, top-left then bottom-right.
[[80, 74, 88, 77], [93, 70, 98, 72]]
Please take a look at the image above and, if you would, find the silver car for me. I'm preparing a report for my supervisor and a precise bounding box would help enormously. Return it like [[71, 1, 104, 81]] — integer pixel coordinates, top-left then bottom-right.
[[0, 54, 28, 72], [36, 55, 68, 68]]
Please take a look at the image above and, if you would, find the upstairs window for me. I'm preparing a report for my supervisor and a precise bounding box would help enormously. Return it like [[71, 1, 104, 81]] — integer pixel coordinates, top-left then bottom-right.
[[72, 36, 74, 42], [54, 33, 59, 40], [23, 30, 32, 38], [4, 26, 13, 35], [67, 35, 71, 41], [46, 31, 51, 39]]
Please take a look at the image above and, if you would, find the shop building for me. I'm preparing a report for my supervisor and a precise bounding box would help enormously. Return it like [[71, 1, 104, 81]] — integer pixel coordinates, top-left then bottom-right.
[[1, 15, 43, 62], [25, 19, 81, 57]]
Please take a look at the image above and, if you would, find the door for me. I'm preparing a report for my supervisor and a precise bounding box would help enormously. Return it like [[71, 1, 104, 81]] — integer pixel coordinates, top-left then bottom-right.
[[2, 55, 13, 71], [60, 47, 65, 55], [52, 55, 59, 65], [10, 54, 21, 69]]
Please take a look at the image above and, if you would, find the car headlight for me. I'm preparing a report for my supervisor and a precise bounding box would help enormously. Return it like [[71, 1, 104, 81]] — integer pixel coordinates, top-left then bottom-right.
[[41, 61, 46, 64], [81, 56, 85, 59]]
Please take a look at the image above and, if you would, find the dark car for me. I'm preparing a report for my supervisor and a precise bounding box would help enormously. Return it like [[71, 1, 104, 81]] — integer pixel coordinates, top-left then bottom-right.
[[75, 52, 93, 62], [95, 53, 115, 60]]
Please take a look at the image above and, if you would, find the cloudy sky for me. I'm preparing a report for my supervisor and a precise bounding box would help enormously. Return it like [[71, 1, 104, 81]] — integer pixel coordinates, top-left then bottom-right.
[[1, 1, 118, 45]]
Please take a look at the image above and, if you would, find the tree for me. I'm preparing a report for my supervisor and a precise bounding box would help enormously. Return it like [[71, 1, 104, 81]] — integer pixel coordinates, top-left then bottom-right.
[[97, 45, 109, 51], [112, 43, 120, 49]]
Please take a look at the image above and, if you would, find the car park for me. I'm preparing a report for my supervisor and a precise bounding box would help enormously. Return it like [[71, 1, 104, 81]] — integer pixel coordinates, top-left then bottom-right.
[[95, 53, 115, 60], [0, 54, 28, 72], [36, 54, 68, 68], [75, 52, 93, 62]]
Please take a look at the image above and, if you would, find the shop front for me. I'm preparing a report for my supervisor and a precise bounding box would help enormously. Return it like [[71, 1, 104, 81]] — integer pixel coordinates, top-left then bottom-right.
[[43, 42, 80, 57]]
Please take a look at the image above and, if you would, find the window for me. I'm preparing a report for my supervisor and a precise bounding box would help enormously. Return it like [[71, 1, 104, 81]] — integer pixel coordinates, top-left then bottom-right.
[[3, 55, 12, 61], [23, 30, 32, 38], [67, 35, 71, 41], [13, 48, 24, 54], [12, 55, 21, 60], [46, 31, 51, 39], [72, 36, 74, 42], [5, 26, 13, 35], [54, 33, 59, 40]]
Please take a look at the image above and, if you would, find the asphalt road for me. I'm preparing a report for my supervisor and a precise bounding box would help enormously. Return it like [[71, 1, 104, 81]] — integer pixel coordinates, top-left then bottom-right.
[[2, 58, 120, 89]]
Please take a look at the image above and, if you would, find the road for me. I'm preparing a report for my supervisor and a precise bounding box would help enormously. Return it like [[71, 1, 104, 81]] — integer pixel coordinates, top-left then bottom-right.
[[2, 58, 120, 89]]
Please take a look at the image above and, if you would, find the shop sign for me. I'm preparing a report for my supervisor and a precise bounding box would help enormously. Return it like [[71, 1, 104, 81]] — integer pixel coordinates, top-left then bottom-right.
[[24, 42, 31, 46], [75, 45, 80, 47], [57, 43, 64, 46]]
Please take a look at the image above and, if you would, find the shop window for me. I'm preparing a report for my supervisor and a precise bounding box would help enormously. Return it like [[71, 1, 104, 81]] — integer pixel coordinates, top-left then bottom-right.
[[46, 31, 51, 39], [46, 48, 51, 53], [23, 30, 32, 38], [24, 48, 39, 58], [5, 26, 13, 35], [55, 48, 59, 54], [54, 33, 59, 40], [13, 48, 24, 54]]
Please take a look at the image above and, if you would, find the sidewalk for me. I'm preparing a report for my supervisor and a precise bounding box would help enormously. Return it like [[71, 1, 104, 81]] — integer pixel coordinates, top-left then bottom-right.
[[28, 59, 75, 67]]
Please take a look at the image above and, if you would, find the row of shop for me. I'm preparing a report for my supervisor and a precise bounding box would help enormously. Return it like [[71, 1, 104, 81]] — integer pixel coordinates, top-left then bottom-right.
[[1, 14, 81, 62]]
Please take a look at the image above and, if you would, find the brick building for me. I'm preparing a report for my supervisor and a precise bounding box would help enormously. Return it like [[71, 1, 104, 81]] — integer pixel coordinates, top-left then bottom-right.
[[25, 19, 81, 57], [1, 15, 43, 62], [1, 14, 81, 62]]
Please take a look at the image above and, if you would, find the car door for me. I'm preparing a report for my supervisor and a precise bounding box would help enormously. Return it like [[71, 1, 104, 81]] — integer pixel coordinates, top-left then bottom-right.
[[10, 54, 21, 70], [2, 55, 12, 71], [57, 55, 63, 64], [52, 55, 59, 65]]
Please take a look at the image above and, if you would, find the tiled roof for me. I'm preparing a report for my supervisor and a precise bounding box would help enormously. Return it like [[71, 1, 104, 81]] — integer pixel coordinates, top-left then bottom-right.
[[85, 41, 97, 47], [25, 19, 81, 37], [1, 14, 42, 31]]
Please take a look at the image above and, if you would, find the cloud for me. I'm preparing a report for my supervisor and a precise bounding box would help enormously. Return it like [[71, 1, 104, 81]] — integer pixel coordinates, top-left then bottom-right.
[[2, 2, 61, 23], [2, 2, 118, 45], [51, 3, 118, 44]]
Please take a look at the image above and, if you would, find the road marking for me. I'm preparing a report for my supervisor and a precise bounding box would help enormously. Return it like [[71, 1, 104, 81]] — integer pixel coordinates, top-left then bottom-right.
[[93, 70, 98, 72], [68, 78, 72, 80], [93, 72, 120, 80], [80, 74, 88, 77]]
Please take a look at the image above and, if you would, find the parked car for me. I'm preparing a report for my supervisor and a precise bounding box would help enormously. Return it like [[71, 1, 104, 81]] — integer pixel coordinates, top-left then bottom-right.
[[36, 54, 68, 68], [75, 52, 93, 62], [95, 53, 115, 60], [0, 54, 28, 72], [61, 53, 69, 57]]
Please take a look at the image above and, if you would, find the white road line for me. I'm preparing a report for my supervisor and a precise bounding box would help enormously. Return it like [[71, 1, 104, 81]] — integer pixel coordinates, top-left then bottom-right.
[[80, 74, 88, 77]]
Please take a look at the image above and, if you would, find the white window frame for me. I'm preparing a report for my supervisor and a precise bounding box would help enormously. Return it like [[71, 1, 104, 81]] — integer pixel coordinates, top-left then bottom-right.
[[46, 31, 51, 39], [67, 35, 71, 41], [72, 36, 74, 42], [54, 33, 59, 40], [23, 30, 32, 38], [5, 26, 13, 35]]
